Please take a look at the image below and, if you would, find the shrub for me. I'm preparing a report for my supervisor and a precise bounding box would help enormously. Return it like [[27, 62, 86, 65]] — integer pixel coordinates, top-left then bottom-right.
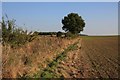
[[2, 16, 36, 47], [65, 32, 78, 38], [57, 31, 62, 37], [41, 71, 53, 78], [65, 32, 73, 37]]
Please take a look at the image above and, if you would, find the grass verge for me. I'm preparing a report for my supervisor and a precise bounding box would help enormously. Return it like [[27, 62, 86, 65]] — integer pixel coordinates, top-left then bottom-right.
[[33, 41, 78, 78]]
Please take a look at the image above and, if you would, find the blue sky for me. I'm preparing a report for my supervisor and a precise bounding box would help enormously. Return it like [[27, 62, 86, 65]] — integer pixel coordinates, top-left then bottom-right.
[[0, 2, 2, 22], [2, 0, 119, 2], [2, 2, 118, 35]]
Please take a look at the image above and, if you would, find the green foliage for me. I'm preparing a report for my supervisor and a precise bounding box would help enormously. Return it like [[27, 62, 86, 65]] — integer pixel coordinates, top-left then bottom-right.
[[65, 32, 73, 37], [62, 13, 85, 34], [66, 42, 78, 51], [38, 32, 57, 35], [40, 42, 78, 78], [49, 61, 58, 67], [41, 71, 53, 78], [2, 16, 35, 47], [65, 32, 78, 38], [57, 31, 62, 37]]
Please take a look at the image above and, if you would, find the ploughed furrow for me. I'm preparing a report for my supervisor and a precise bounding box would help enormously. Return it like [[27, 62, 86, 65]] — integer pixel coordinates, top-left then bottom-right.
[[82, 37, 118, 78], [82, 41, 109, 78], [89, 37, 118, 65], [86, 39, 118, 77]]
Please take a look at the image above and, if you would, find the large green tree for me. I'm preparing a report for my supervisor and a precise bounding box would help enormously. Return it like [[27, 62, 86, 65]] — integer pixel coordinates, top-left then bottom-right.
[[62, 13, 85, 34]]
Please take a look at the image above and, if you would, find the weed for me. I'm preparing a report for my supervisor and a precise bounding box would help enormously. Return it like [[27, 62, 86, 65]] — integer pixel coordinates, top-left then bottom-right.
[[41, 71, 53, 78], [39, 41, 78, 78]]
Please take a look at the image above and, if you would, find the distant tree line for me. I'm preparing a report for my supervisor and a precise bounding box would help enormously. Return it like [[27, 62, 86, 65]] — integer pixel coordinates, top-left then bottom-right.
[[33, 31, 64, 37], [33, 13, 86, 38], [1, 12, 86, 47], [33, 31, 80, 38], [38, 32, 57, 35]]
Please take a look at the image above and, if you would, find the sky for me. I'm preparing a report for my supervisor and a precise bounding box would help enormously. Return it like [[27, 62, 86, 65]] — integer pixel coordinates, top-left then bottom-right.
[[0, 2, 1, 22], [2, 0, 119, 2], [2, 2, 118, 35], [0, 2, 2, 30], [118, 2, 120, 35]]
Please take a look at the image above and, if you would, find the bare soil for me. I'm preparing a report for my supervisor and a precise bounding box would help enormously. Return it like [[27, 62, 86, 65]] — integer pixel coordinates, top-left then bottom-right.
[[46, 36, 119, 78]]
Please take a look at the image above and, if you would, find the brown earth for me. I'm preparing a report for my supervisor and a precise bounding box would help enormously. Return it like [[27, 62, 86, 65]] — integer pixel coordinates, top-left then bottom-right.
[[52, 36, 118, 78], [2, 36, 119, 78], [81, 36, 119, 78]]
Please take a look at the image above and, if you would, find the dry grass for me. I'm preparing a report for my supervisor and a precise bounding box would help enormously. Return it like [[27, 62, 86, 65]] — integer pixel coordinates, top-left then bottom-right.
[[2, 36, 78, 78], [0, 43, 2, 79]]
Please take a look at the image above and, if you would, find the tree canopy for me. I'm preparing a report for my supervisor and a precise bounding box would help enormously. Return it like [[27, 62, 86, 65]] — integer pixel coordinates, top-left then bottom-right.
[[62, 13, 85, 34]]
